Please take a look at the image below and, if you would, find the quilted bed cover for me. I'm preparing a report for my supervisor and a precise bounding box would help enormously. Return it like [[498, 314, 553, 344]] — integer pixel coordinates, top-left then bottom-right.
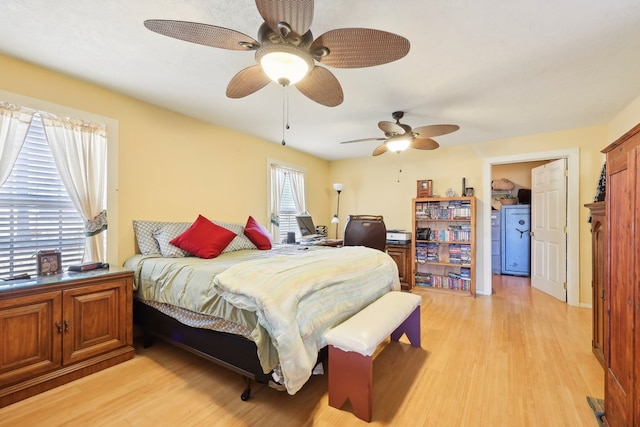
[[125, 245, 400, 394]]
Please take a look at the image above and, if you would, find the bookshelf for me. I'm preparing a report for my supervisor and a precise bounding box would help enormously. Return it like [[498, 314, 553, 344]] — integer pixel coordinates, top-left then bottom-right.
[[411, 197, 476, 296]]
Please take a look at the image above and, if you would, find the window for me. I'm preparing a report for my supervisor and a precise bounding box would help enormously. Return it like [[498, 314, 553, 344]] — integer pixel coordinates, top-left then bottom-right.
[[278, 173, 299, 241], [269, 163, 306, 243], [0, 113, 85, 277]]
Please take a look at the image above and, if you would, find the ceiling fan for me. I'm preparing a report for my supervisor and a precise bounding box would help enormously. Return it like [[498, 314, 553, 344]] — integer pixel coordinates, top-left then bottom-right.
[[144, 0, 410, 107], [340, 111, 460, 156]]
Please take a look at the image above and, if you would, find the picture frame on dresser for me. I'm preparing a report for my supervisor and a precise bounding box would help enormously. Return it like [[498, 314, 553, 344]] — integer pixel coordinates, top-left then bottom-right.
[[36, 250, 62, 276]]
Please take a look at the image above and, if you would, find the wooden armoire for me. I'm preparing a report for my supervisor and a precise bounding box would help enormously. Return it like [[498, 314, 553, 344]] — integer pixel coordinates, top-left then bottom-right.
[[602, 123, 640, 427]]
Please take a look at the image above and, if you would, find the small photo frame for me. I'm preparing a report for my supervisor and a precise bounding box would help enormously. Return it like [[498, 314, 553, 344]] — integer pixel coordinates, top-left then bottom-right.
[[465, 187, 474, 197], [37, 250, 62, 276]]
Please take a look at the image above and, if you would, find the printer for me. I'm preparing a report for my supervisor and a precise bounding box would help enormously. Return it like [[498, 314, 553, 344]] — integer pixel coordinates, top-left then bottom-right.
[[386, 230, 412, 244]]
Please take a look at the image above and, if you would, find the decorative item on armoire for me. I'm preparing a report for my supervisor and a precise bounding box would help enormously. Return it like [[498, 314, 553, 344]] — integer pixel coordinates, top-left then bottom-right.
[[588, 162, 606, 224], [594, 162, 606, 202]]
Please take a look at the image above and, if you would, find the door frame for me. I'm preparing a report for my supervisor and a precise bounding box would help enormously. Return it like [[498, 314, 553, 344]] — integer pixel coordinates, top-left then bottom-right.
[[481, 148, 580, 306]]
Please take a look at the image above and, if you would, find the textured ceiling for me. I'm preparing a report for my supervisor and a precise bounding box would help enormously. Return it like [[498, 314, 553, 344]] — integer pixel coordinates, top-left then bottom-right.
[[1, 1, 640, 160]]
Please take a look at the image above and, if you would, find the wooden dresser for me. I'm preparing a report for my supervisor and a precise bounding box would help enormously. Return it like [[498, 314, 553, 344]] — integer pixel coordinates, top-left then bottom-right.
[[0, 268, 134, 408], [601, 123, 640, 427]]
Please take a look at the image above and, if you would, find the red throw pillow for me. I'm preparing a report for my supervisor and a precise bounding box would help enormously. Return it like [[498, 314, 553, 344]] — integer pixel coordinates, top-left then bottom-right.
[[170, 214, 236, 259], [244, 216, 272, 250]]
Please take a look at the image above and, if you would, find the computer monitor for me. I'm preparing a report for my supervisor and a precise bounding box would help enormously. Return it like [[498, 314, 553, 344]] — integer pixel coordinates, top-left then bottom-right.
[[296, 215, 316, 237]]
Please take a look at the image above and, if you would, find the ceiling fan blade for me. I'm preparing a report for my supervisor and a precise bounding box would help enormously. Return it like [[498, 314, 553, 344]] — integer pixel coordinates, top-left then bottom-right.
[[372, 144, 389, 156], [311, 28, 410, 68], [340, 137, 386, 144], [378, 121, 405, 135], [295, 66, 344, 107], [226, 65, 272, 98], [411, 137, 440, 150], [144, 20, 259, 50], [255, 0, 314, 37], [412, 124, 460, 138]]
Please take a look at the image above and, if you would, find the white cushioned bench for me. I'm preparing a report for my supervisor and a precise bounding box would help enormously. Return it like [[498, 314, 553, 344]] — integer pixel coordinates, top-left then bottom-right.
[[324, 291, 422, 422]]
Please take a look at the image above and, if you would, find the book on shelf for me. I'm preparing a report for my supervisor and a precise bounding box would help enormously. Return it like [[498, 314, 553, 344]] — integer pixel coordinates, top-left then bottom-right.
[[412, 196, 475, 295], [416, 273, 470, 291], [416, 242, 439, 262]]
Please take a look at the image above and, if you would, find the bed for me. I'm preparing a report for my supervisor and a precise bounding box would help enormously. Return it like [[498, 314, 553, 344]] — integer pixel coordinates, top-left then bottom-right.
[[125, 217, 400, 399]]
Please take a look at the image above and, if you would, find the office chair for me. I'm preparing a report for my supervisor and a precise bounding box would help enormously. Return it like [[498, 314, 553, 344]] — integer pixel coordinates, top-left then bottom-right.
[[343, 215, 387, 251]]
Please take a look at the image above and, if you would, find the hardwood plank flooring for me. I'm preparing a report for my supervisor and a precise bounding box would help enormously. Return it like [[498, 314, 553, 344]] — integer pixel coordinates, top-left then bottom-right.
[[0, 275, 603, 426]]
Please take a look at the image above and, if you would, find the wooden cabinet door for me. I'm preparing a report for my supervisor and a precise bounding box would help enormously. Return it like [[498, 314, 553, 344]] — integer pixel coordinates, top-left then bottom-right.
[[0, 291, 62, 386], [605, 139, 637, 427], [585, 202, 606, 368], [386, 245, 410, 289], [635, 147, 640, 427], [62, 279, 128, 365]]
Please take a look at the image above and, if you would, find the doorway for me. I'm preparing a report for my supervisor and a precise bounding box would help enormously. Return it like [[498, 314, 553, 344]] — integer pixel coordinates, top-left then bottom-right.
[[481, 148, 580, 306]]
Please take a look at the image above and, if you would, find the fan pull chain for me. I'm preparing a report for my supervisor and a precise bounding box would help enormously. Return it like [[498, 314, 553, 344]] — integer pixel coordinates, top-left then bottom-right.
[[396, 153, 403, 183], [281, 86, 290, 146]]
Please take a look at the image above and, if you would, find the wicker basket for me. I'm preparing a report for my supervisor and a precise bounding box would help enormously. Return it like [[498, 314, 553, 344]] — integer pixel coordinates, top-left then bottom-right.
[[500, 198, 518, 205]]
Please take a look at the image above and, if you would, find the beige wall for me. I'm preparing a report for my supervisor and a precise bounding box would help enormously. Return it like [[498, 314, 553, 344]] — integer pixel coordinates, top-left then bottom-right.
[[608, 94, 640, 143], [3, 52, 640, 306], [330, 123, 626, 305], [492, 161, 547, 190], [0, 54, 330, 266]]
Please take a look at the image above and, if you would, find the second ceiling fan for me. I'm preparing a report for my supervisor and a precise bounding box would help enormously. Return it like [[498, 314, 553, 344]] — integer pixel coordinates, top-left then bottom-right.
[[144, 0, 410, 107], [340, 111, 460, 156]]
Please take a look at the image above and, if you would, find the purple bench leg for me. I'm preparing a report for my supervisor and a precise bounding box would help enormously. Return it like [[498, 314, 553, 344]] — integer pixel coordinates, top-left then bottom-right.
[[390, 306, 421, 347]]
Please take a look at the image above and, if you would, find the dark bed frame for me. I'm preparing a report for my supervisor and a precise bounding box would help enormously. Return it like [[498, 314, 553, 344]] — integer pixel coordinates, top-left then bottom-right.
[[133, 299, 327, 400], [134, 299, 274, 400]]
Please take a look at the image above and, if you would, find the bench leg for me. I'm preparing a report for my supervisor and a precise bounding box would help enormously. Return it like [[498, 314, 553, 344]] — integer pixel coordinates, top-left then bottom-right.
[[328, 345, 373, 422], [390, 306, 421, 347]]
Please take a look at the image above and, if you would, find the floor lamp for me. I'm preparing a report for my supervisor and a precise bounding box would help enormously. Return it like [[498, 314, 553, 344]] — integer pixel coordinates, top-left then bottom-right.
[[331, 183, 343, 239]]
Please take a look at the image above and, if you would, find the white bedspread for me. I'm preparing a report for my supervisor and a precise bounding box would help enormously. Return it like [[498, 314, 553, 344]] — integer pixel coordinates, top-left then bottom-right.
[[212, 245, 400, 394]]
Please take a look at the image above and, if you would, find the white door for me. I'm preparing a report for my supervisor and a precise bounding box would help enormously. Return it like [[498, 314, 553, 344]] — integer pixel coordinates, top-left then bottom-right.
[[531, 158, 567, 301]]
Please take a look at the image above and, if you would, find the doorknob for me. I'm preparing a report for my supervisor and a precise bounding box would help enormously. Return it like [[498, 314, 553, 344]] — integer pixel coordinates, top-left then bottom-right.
[[529, 231, 534, 237]]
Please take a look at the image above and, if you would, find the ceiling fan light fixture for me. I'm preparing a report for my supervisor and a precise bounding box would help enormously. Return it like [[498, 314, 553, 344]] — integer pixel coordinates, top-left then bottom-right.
[[258, 47, 312, 86], [386, 137, 412, 153]]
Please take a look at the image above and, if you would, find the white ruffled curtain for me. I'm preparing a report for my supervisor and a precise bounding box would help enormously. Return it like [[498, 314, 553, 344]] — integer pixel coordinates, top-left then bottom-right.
[[0, 102, 34, 186], [41, 114, 108, 262], [269, 165, 306, 240], [288, 168, 306, 214], [270, 164, 285, 237]]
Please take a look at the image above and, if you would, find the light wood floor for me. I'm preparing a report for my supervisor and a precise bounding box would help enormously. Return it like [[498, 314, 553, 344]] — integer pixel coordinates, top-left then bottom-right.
[[0, 275, 604, 426]]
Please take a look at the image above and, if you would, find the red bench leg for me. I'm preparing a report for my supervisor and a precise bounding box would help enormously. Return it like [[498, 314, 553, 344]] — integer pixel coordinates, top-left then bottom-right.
[[390, 306, 421, 347], [328, 345, 373, 422]]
